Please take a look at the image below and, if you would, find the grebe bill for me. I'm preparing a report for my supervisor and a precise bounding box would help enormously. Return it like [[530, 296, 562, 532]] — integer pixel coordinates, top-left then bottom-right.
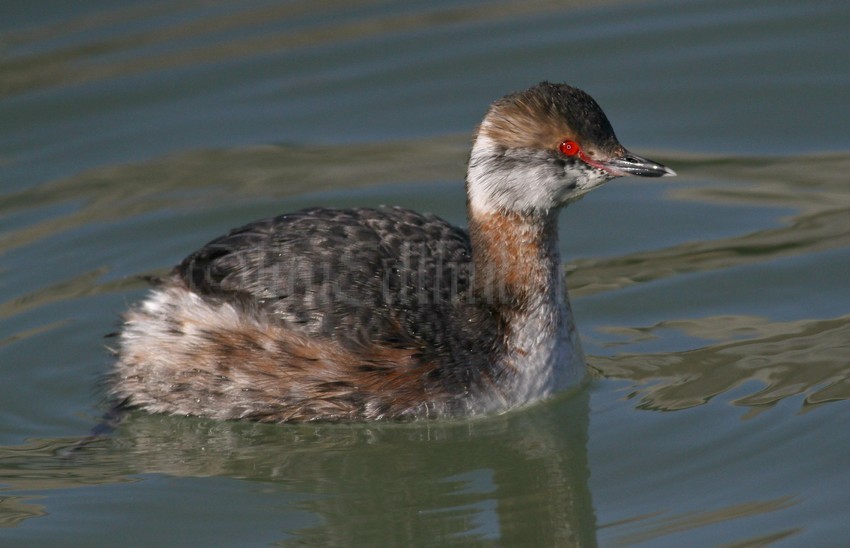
[[111, 82, 675, 422]]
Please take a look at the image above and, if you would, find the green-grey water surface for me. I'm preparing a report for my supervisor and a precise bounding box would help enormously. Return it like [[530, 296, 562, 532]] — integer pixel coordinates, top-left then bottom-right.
[[1, 0, 848, 545]]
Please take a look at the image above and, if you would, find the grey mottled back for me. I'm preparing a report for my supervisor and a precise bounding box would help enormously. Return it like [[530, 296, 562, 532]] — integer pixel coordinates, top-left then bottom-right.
[[177, 206, 501, 363]]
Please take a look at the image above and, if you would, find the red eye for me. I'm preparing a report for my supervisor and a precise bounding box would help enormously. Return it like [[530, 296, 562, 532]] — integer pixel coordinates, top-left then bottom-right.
[[558, 140, 580, 156]]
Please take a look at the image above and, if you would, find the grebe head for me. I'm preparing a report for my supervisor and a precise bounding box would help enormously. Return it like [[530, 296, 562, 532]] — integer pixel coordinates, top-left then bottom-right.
[[467, 82, 676, 213]]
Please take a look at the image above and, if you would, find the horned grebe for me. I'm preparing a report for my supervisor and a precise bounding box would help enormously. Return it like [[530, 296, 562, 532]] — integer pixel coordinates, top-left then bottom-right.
[[111, 82, 675, 422]]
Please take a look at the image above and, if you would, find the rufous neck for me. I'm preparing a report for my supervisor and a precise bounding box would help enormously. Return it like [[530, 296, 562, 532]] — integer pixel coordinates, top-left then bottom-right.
[[467, 205, 564, 308]]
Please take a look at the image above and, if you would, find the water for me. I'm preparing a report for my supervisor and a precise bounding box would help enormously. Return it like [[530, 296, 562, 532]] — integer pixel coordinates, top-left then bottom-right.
[[1, 0, 848, 545]]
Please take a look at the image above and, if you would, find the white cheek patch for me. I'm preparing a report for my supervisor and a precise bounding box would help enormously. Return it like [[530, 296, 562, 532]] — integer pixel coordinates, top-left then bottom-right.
[[467, 134, 613, 213]]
